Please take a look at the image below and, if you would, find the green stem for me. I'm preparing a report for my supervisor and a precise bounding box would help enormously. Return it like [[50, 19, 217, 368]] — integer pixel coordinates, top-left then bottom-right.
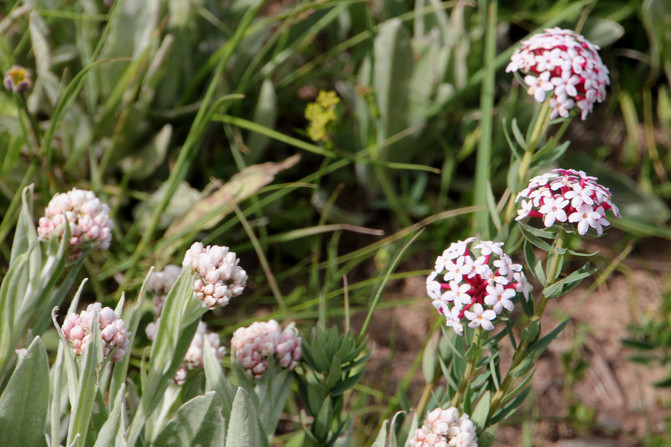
[[487, 232, 566, 425], [451, 328, 484, 407], [536, 232, 566, 316], [502, 102, 555, 223], [415, 380, 435, 420], [520, 102, 551, 182], [486, 336, 530, 424]]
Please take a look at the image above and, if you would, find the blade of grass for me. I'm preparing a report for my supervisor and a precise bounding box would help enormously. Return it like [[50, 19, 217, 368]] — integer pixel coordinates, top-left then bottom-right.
[[358, 228, 424, 342], [472, 0, 497, 238], [232, 203, 286, 313]]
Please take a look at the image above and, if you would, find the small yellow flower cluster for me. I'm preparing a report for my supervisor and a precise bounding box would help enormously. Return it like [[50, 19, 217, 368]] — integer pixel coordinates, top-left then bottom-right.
[[305, 90, 340, 143]]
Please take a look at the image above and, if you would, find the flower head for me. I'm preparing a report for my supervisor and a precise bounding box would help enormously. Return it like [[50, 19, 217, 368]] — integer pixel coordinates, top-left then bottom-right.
[[37, 188, 114, 258], [147, 265, 182, 316], [427, 239, 531, 336], [305, 90, 340, 143], [231, 320, 302, 378], [409, 407, 478, 447], [506, 28, 609, 120], [4, 65, 32, 93], [516, 168, 620, 235], [61, 303, 130, 362], [146, 320, 226, 385], [182, 242, 247, 309], [183, 321, 227, 369]]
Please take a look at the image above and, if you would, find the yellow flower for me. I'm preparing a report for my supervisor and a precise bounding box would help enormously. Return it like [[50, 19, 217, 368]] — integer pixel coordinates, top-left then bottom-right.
[[305, 90, 340, 143]]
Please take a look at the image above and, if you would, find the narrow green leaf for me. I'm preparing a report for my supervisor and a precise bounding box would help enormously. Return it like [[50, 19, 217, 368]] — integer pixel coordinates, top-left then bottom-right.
[[313, 396, 333, 440], [325, 356, 343, 389], [485, 180, 502, 231], [331, 368, 366, 396], [531, 140, 570, 166], [654, 376, 671, 388], [0, 337, 49, 447], [49, 343, 65, 447], [528, 319, 570, 354], [509, 356, 534, 378], [518, 222, 554, 251], [521, 319, 541, 343], [523, 240, 546, 286], [67, 309, 102, 447], [215, 114, 332, 157], [543, 264, 596, 299], [621, 339, 655, 351], [502, 118, 525, 161], [510, 118, 528, 151], [489, 386, 532, 425]]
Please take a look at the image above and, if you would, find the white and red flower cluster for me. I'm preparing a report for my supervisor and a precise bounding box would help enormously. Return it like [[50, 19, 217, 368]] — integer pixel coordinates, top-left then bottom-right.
[[62, 303, 130, 362], [182, 242, 247, 309], [427, 239, 531, 336], [231, 320, 302, 379], [146, 320, 226, 385], [147, 264, 182, 316], [409, 407, 478, 447], [515, 168, 620, 235], [506, 27, 610, 120], [37, 188, 114, 257]]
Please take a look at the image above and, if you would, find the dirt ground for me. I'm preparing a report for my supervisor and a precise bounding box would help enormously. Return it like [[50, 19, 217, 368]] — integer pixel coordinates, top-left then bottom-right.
[[364, 236, 671, 446]]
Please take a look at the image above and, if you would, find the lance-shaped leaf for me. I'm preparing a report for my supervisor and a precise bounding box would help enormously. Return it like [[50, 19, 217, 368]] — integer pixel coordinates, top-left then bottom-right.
[[66, 309, 103, 447], [203, 337, 236, 428], [371, 419, 389, 447], [94, 385, 126, 447], [245, 79, 277, 163], [153, 392, 225, 447], [0, 336, 49, 447], [126, 268, 203, 445], [374, 18, 413, 161], [226, 387, 267, 447]]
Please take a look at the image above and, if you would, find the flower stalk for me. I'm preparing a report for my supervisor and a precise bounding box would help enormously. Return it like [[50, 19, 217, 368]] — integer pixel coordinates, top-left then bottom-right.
[[451, 328, 485, 408]]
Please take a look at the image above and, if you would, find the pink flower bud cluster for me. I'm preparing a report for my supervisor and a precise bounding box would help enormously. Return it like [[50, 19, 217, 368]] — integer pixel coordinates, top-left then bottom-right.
[[37, 188, 113, 257], [147, 265, 182, 316], [146, 320, 226, 385], [410, 407, 478, 447], [231, 320, 301, 379], [427, 238, 532, 336], [62, 303, 130, 362], [506, 27, 609, 120], [182, 242, 247, 309], [515, 168, 620, 235]]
